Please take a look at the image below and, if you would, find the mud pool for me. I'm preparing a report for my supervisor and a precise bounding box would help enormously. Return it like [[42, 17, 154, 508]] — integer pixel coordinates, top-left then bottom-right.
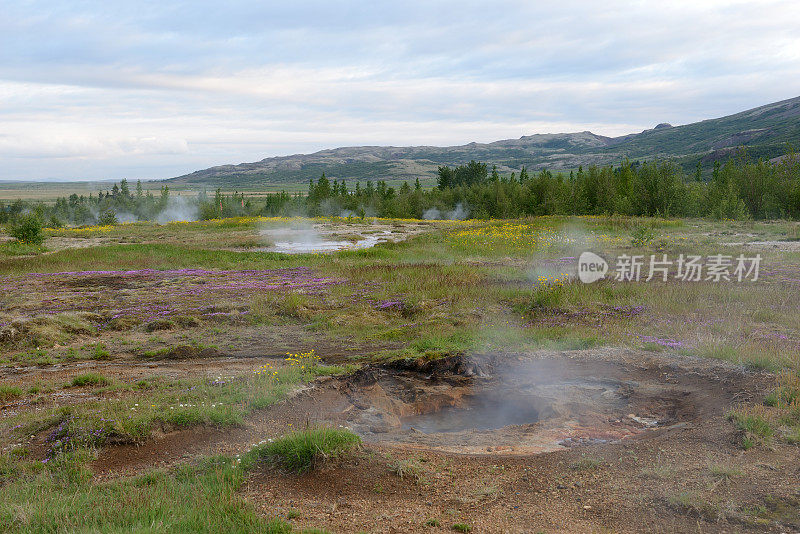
[[294, 353, 752, 456], [400, 391, 545, 433]]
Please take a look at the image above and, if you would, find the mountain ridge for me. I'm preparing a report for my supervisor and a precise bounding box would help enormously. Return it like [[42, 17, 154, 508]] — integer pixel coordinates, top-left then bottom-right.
[[166, 96, 800, 187]]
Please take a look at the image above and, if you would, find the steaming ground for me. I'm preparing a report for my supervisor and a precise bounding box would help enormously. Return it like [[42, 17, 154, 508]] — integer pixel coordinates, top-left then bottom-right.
[[423, 202, 469, 221], [100, 195, 200, 225], [85, 347, 790, 533], [154, 196, 199, 224], [256, 218, 434, 253], [264, 350, 763, 456], [2, 216, 800, 533]]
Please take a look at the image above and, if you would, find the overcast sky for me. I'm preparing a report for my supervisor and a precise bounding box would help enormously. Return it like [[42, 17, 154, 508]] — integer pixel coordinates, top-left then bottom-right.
[[2, 0, 800, 181]]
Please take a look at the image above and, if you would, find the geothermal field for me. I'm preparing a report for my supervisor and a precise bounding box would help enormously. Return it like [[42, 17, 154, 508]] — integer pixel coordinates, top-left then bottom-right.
[[1, 216, 799, 532]]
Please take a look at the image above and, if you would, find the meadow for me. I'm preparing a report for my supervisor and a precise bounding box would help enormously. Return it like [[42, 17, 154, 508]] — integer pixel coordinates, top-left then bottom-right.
[[1, 215, 799, 532]]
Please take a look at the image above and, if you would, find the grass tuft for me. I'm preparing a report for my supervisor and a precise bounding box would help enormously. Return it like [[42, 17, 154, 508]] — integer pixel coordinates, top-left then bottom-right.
[[569, 455, 602, 471], [67, 373, 110, 388], [728, 409, 774, 448], [388, 458, 425, 483], [247, 427, 361, 472], [708, 464, 743, 480], [0, 385, 23, 401]]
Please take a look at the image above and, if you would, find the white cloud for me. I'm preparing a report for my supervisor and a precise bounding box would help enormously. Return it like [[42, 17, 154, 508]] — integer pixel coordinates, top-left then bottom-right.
[[1, 0, 799, 180]]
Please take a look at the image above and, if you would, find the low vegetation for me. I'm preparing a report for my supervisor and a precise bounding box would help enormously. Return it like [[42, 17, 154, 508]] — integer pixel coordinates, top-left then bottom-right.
[[248, 427, 362, 472], [388, 458, 426, 483], [67, 372, 110, 388], [0, 453, 292, 533], [1, 212, 799, 531], [8, 213, 45, 245], [728, 410, 775, 449], [0, 385, 23, 401]]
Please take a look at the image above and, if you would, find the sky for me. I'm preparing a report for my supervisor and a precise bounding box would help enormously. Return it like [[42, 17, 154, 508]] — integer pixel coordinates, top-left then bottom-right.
[[2, 0, 800, 181]]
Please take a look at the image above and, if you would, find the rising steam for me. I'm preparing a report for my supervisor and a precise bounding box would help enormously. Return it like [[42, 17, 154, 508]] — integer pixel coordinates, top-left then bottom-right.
[[423, 203, 470, 220]]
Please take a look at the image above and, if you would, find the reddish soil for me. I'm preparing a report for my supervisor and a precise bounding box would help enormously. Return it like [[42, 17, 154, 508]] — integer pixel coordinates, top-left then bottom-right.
[[244, 420, 799, 533]]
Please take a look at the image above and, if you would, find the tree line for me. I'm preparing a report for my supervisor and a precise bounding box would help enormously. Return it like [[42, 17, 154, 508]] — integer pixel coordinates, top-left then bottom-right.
[[275, 153, 800, 220], [0, 179, 176, 227], [3, 152, 800, 228]]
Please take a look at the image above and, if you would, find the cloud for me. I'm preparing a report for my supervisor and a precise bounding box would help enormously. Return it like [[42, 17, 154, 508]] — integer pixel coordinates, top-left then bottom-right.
[[0, 133, 189, 159], [1, 0, 799, 180]]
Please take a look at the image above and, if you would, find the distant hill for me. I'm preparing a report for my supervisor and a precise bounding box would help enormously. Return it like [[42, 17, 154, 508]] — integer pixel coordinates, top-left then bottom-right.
[[166, 96, 800, 188]]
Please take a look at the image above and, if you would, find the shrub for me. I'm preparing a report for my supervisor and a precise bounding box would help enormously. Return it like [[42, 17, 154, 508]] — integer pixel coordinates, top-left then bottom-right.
[[249, 427, 361, 472], [9, 214, 45, 245], [97, 209, 118, 226]]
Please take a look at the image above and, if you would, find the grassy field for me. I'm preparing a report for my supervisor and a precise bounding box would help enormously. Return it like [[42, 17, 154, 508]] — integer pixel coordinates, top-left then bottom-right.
[[0, 184, 316, 203], [1, 215, 799, 531]]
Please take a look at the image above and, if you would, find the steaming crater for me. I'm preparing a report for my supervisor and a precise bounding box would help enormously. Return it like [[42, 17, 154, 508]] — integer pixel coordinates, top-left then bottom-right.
[[327, 355, 726, 455], [401, 391, 547, 433]]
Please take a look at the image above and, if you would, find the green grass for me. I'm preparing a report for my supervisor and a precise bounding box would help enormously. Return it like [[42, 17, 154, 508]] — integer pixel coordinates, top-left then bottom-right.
[[91, 342, 111, 360], [2, 362, 316, 455], [247, 427, 361, 472], [0, 385, 23, 401], [698, 343, 787, 372], [728, 410, 774, 449], [0, 455, 292, 533], [67, 372, 110, 388], [251, 292, 315, 321], [0, 241, 47, 257], [0, 365, 346, 532], [0, 242, 304, 276]]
